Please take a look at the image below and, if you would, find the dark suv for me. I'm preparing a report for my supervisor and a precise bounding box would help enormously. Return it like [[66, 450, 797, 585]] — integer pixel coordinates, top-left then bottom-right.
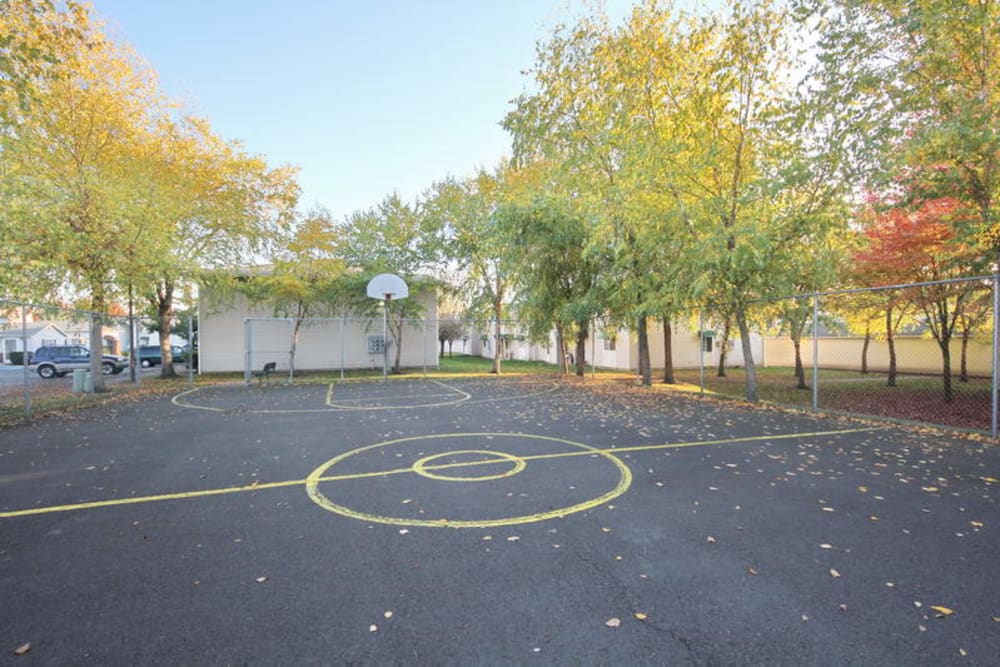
[[31, 345, 128, 379]]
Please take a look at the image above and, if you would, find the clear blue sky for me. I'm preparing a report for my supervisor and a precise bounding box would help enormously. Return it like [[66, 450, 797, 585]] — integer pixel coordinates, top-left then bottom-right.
[[90, 0, 638, 220]]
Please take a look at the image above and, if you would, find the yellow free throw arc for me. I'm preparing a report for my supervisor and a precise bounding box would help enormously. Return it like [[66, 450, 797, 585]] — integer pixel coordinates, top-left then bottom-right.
[[411, 450, 527, 482], [305, 433, 632, 528]]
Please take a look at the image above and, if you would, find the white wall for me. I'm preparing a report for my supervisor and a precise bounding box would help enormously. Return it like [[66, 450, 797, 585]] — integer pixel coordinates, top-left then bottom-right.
[[198, 289, 438, 373]]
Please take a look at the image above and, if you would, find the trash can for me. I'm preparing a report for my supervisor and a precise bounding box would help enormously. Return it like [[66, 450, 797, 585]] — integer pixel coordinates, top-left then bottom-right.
[[83, 371, 93, 393], [72, 369, 87, 393]]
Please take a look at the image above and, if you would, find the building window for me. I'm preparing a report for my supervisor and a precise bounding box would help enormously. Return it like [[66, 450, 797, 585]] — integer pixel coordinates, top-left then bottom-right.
[[41, 338, 56, 347], [603, 337, 616, 351], [702, 335, 713, 353]]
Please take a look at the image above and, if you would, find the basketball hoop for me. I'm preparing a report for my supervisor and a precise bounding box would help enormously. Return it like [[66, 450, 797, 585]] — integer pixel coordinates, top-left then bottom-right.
[[366, 274, 409, 380]]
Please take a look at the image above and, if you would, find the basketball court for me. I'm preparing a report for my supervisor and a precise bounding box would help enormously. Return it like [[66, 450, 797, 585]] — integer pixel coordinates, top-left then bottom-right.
[[1, 376, 998, 663]]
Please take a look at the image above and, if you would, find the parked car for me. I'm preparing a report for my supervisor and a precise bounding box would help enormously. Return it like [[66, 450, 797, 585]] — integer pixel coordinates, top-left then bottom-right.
[[31, 345, 128, 379], [137, 344, 187, 367]]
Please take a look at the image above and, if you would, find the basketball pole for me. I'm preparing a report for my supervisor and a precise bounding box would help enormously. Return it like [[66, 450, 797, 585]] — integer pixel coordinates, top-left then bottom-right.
[[383, 294, 390, 382]]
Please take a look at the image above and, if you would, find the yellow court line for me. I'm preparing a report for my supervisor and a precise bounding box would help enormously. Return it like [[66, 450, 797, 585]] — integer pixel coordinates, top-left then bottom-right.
[[0, 426, 880, 519], [172, 379, 557, 413], [325, 379, 471, 410]]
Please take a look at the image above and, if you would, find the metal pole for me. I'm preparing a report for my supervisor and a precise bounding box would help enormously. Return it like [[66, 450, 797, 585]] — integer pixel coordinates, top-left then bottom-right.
[[698, 310, 705, 396], [422, 319, 427, 379], [383, 298, 389, 382], [133, 315, 141, 387], [244, 319, 252, 385], [992, 273, 999, 438], [339, 316, 345, 381], [288, 318, 294, 385], [340, 313, 344, 380], [128, 285, 136, 383], [187, 310, 194, 387], [812, 293, 820, 411], [21, 307, 31, 418]]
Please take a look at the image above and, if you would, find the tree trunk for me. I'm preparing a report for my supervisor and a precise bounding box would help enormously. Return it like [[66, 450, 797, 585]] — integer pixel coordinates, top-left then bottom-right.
[[886, 306, 897, 387], [960, 328, 970, 383], [662, 316, 675, 384], [860, 322, 871, 375], [939, 335, 954, 402], [392, 311, 404, 373], [735, 307, 758, 403], [448, 340, 453, 357], [440, 337, 446, 357], [792, 333, 807, 390], [88, 303, 107, 393], [637, 314, 651, 387], [555, 323, 566, 373], [289, 318, 302, 378], [716, 319, 730, 377], [575, 319, 588, 377], [492, 300, 502, 375], [157, 282, 177, 379]]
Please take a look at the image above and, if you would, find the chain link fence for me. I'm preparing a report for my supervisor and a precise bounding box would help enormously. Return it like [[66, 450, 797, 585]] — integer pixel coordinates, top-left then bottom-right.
[[0, 299, 195, 420], [239, 316, 446, 382], [690, 275, 997, 436], [6, 277, 1000, 437]]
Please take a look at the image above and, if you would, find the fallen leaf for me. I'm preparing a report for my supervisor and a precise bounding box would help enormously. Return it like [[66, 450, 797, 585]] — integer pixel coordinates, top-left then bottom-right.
[[914, 601, 923, 608], [601, 527, 611, 533], [747, 567, 759, 576], [369, 624, 378, 632], [819, 544, 832, 550], [830, 569, 841, 578], [822, 507, 836, 513], [255, 576, 268, 583], [399, 529, 409, 535], [918, 624, 927, 632], [931, 606, 955, 617], [383, 611, 393, 619], [13, 643, 30, 656], [922, 487, 939, 493], [970, 521, 984, 528], [706, 536, 716, 544], [634, 612, 647, 620], [838, 604, 848, 612], [959, 648, 967, 657], [858, 486, 869, 493], [605, 617, 621, 628], [507, 536, 520, 542], [801, 614, 809, 622], [482, 536, 492, 541], [992, 616, 1000, 623], [886, 582, 895, 588]]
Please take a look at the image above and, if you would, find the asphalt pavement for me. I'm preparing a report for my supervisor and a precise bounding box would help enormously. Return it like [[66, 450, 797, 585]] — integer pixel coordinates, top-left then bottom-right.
[[1, 377, 998, 664]]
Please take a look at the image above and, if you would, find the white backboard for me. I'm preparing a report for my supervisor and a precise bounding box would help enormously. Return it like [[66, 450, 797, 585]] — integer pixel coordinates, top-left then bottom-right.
[[366, 273, 409, 300]]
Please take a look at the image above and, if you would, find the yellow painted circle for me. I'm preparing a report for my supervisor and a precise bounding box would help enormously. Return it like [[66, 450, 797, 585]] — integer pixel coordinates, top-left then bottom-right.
[[412, 449, 526, 482], [305, 433, 632, 529]]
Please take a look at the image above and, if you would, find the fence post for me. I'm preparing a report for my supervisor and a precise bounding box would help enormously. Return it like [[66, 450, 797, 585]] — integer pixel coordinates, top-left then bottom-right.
[[992, 274, 999, 439], [21, 306, 31, 419], [187, 312, 194, 387], [812, 292, 820, 411], [244, 319, 252, 385], [698, 310, 705, 396]]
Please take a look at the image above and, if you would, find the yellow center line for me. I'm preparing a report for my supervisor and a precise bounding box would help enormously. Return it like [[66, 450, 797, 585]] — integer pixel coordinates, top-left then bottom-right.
[[0, 427, 878, 519]]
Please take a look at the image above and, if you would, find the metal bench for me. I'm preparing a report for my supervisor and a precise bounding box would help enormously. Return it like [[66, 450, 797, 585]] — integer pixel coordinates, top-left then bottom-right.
[[253, 361, 277, 385]]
